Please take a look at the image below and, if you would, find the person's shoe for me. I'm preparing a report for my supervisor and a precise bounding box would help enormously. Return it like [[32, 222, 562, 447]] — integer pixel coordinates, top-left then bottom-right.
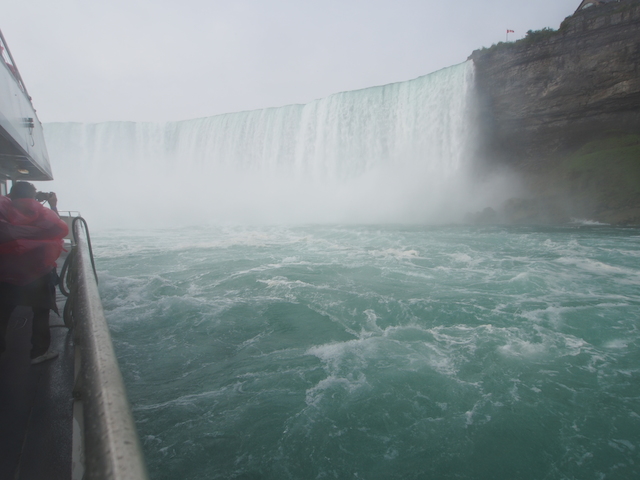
[[30, 350, 59, 365]]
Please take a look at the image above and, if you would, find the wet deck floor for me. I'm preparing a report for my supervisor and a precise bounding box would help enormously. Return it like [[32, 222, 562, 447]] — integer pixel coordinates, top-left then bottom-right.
[[0, 264, 75, 480]]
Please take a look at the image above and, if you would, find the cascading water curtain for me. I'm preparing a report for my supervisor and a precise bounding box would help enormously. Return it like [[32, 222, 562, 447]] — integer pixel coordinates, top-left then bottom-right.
[[44, 61, 479, 226]]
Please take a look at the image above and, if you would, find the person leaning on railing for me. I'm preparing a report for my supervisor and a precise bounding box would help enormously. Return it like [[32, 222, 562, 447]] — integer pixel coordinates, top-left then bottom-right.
[[0, 182, 68, 364]]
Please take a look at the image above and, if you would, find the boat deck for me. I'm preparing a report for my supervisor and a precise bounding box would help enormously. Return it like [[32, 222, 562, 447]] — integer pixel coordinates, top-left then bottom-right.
[[0, 258, 75, 480]]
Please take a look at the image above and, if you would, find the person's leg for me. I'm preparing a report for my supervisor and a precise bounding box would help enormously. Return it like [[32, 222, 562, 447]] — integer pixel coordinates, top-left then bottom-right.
[[0, 281, 19, 357], [0, 304, 16, 356], [30, 307, 51, 359]]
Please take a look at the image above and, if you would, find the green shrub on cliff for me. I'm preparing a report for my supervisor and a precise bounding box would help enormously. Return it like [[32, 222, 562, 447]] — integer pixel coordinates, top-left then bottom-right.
[[521, 27, 558, 44], [474, 27, 560, 56]]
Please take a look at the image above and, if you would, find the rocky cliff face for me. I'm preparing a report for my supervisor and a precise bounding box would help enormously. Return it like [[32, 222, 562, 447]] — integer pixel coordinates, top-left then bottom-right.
[[468, 0, 640, 224], [470, 0, 640, 169]]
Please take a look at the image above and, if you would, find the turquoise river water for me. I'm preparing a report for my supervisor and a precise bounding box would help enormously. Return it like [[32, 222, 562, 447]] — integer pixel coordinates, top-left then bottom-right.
[[95, 224, 640, 480]]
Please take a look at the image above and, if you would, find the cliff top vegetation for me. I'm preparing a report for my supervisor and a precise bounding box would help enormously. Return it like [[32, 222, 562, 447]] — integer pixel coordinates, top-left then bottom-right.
[[470, 0, 639, 58]]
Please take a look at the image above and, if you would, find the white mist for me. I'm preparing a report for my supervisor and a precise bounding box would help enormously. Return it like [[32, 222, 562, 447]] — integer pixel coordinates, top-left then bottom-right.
[[43, 61, 506, 228]]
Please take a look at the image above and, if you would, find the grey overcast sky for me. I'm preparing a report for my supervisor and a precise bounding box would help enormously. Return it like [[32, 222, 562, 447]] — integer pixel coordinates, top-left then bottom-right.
[[4, 0, 578, 123]]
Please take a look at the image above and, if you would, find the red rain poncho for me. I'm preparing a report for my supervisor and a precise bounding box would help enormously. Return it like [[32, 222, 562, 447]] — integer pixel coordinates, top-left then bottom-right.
[[0, 196, 69, 286]]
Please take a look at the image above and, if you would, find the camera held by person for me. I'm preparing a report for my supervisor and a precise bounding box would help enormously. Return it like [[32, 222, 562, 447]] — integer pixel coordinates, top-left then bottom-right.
[[35, 191, 58, 213], [35, 191, 53, 202]]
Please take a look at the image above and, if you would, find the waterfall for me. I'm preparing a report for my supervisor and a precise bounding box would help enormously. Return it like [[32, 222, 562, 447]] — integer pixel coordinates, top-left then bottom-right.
[[44, 61, 487, 227]]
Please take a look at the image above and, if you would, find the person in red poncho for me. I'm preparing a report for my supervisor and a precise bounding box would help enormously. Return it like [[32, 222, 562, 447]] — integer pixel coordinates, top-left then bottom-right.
[[0, 181, 68, 364]]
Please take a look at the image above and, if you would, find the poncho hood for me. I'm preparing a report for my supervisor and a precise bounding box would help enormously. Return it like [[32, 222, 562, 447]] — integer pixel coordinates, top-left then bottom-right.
[[0, 196, 69, 285]]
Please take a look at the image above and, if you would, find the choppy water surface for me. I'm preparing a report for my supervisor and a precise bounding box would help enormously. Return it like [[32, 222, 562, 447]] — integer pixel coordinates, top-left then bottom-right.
[[96, 225, 640, 479]]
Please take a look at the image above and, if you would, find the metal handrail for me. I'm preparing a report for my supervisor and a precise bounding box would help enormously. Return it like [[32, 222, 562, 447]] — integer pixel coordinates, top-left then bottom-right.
[[72, 219, 149, 480], [60, 210, 82, 218]]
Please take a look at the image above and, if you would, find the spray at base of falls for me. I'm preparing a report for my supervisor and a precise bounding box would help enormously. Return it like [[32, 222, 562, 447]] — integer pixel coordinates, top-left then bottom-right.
[[44, 61, 515, 227]]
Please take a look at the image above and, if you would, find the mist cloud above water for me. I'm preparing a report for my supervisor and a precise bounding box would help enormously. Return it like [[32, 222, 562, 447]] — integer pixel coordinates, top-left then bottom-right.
[[6, 1, 575, 226], [42, 63, 520, 228]]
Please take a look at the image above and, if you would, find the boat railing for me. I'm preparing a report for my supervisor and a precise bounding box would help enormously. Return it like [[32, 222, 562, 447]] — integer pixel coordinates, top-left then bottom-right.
[[67, 217, 149, 480], [59, 211, 82, 243], [60, 210, 82, 217]]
